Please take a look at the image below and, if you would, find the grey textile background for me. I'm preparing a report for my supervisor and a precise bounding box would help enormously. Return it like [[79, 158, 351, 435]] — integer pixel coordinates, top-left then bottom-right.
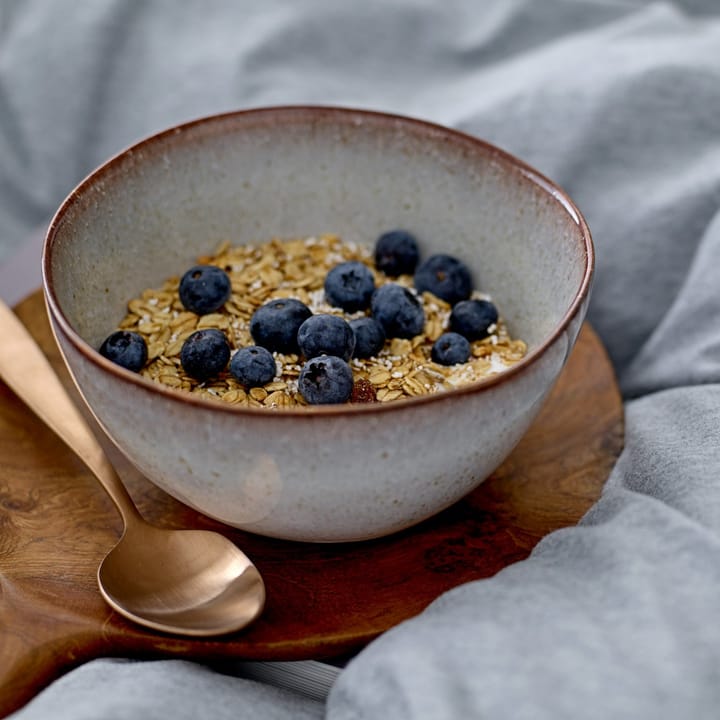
[[1, 1, 720, 718]]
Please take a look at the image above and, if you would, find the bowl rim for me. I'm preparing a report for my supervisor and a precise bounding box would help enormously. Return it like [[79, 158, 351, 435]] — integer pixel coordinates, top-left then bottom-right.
[[42, 104, 594, 418]]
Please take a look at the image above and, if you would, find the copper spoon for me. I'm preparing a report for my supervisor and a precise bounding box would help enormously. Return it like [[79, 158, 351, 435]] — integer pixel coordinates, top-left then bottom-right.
[[0, 298, 265, 636]]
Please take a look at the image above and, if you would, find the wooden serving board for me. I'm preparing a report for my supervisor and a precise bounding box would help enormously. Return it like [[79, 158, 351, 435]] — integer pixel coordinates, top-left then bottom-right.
[[0, 291, 624, 717]]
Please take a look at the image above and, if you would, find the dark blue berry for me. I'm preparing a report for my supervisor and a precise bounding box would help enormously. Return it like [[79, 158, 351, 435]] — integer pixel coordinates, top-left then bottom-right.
[[350, 317, 386, 359], [178, 265, 231, 315], [250, 298, 312, 354], [374, 230, 420, 276], [324, 261, 376, 312], [298, 355, 354, 405], [229, 345, 277, 387], [370, 283, 425, 339], [431, 332, 471, 365], [449, 299, 499, 341], [297, 314, 355, 361], [414, 254, 473, 305], [180, 328, 230, 381], [99, 330, 148, 372]]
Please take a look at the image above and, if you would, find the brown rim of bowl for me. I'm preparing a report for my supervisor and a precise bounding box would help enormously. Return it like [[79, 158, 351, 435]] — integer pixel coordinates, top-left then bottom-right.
[[43, 104, 594, 418]]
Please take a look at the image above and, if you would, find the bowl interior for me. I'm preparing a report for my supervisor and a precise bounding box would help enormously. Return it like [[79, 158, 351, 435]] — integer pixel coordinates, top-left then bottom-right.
[[46, 107, 590, 366]]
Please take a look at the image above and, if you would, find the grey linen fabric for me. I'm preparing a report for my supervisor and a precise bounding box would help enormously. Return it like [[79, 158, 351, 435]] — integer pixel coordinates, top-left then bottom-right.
[[2, 1, 720, 718]]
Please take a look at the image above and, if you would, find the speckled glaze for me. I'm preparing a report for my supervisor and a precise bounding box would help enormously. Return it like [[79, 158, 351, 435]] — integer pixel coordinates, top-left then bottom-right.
[[43, 107, 593, 542]]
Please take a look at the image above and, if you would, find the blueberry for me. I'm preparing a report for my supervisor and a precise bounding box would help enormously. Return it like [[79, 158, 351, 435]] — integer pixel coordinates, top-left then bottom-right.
[[298, 355, 354, 405], [349, 316, 386, 359], [449, 299, 499, 341], [229, 345, 277, 388], [297, 314, 355, 361], [178, 265, 231, 315], [98, 330, 148, 372], [414, 254, 473, 305], [324, 261, 376, 312], [180, 328, 230, 381], [374, 229, 420, 276], [250, 298, 312, 354], [370, 283, 425, 339], [431, 332, 471, 366]]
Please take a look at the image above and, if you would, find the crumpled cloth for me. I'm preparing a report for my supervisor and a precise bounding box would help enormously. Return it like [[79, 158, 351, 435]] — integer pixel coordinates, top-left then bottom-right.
[[2, 1, 720, 718]]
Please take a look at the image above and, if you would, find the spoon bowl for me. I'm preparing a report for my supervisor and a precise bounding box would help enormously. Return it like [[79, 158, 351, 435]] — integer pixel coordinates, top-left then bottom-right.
[[99, 525, 265, 636], [0, 298, 265, 636]]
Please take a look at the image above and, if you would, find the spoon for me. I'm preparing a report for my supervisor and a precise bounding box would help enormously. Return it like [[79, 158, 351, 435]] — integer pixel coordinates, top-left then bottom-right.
[[0, 298, 265, 636]]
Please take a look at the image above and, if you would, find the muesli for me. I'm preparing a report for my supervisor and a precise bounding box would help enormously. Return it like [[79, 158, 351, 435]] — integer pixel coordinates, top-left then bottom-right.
[[105, 233, 527, 408]]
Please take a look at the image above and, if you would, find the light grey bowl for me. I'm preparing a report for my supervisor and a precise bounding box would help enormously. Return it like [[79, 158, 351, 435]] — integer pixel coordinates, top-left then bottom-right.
[[43, 106, 593, 542]]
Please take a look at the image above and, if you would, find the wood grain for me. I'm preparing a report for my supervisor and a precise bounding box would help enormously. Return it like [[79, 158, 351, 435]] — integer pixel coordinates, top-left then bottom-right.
[[0, 291, 623, 717]]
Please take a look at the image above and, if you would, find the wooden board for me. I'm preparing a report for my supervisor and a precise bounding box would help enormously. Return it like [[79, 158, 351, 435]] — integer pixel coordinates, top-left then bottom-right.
[[0, 291, 623, 717]]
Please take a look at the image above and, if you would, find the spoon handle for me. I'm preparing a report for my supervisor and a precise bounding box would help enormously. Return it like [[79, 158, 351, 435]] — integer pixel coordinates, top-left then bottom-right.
[[0, 297, 141, 527]]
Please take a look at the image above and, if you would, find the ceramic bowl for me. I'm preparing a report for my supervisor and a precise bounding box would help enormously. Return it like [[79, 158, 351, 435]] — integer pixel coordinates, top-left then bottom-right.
[[43, 106, 593, 542]]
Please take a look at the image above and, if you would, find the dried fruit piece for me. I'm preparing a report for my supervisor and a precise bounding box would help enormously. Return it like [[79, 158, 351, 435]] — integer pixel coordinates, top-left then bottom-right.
[[350, 378, 377, 403]]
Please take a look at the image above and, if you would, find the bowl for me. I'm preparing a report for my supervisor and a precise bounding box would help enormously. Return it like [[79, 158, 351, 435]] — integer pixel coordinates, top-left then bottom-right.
[[43, 106, 593, 542]]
